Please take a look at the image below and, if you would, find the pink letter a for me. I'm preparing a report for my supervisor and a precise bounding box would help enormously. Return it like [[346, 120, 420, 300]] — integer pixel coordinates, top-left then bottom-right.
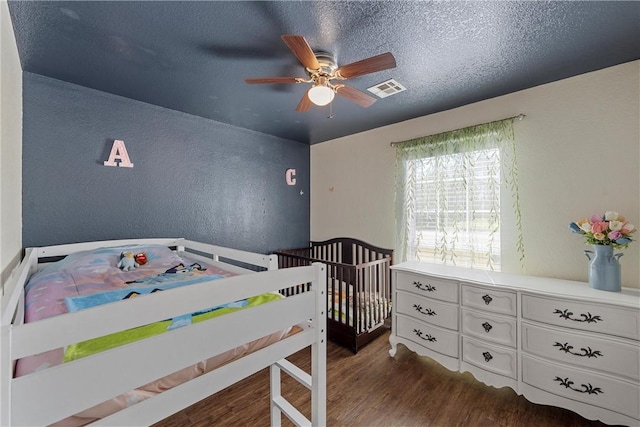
[[104, 140, 134, 168]]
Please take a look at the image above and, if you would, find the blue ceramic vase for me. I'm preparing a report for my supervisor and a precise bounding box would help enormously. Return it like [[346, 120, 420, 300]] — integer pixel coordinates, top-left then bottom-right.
[[584, 245, 623, 292]]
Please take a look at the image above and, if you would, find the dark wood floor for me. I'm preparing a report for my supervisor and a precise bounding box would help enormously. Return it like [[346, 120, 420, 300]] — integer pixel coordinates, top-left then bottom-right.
[[154, 330, 611, 427]]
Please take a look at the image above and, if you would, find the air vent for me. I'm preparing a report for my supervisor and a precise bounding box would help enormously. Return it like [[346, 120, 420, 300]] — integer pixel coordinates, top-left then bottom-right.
[[367, 79, 406, 98]]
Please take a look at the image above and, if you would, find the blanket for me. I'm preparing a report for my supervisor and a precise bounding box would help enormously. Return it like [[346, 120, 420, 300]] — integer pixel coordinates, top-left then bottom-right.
[[58, 257, 282, 361], [63, 292, 281, 362], [18, 244, 268, 369], [64, 264, 226, 312]]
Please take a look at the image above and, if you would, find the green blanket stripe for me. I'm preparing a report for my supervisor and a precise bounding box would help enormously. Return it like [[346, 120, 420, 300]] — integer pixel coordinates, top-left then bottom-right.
[[63, 292, 283, 362]]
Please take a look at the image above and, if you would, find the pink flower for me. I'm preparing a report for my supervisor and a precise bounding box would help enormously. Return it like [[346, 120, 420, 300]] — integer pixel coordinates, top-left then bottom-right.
[[590, 214, 603, 223], [591, 221, 609, 234], [608, 230, 622, 240]]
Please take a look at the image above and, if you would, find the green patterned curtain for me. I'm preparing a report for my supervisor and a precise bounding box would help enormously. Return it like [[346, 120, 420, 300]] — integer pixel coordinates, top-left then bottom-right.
[[394, 118, 524, 270]]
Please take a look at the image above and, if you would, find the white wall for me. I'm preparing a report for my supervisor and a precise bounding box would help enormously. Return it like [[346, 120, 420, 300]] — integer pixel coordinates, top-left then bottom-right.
[[311, 61, 640, 288], [0, 0, 23, 282]]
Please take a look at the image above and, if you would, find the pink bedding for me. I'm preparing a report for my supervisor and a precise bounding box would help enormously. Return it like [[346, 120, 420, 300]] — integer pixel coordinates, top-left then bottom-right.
[[16, 244, 293, 426]]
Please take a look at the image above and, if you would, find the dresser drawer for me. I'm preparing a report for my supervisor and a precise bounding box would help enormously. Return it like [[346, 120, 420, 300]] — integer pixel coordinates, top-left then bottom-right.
[[396, 291, 459, 330], [522, 355, 640, 420], [521, 322, 640, 382], [462, 337, 517, 379], [462, 309, 517, 347], [395, 272, 458, 303], [396, 314, 459, 358], [461, 284, 516, 316], [522, 295, 640, 340]]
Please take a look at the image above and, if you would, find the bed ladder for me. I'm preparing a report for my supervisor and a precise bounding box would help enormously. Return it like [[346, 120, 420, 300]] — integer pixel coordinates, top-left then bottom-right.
[[270, 359, 316, 427], [270, 353, 326, 426]]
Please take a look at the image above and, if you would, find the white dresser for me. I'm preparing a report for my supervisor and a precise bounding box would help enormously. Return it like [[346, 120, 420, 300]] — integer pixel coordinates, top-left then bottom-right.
[[389, 262, 640, 426]]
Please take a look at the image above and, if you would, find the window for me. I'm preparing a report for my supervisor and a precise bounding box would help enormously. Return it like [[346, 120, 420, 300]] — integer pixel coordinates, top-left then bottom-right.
[[394, 119, 523, 271], [406, 147, 501, 269]]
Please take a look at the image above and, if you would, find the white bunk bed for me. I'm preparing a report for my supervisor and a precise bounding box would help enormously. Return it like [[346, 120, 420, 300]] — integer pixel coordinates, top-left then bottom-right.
[[0, 238, 326, 426]]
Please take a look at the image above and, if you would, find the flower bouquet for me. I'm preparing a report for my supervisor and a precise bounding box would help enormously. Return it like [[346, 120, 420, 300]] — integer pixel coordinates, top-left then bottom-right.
[[569, 211, 635, 292], [569, 211, 635, 249]]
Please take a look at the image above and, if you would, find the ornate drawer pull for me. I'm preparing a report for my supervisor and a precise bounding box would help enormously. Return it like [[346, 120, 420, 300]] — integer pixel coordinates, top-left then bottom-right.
[[482, 322, 493, 333], [413, 304, 436, 316], [554, 376, 603, 395], [553, 342, 603, 358], [413, 328, 437, 342], [482, 294, 493, 305], [553, 309, 602, 324], [482, 351, 493, 362], [414, 281, 436, 292]]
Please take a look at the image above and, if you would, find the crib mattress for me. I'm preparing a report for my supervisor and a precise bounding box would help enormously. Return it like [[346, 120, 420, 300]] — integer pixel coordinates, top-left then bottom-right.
[[328, 288, 391, 333]]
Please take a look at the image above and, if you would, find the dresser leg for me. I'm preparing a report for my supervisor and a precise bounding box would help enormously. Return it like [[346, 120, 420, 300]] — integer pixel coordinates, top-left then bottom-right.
[[389, 334, 398, 357]]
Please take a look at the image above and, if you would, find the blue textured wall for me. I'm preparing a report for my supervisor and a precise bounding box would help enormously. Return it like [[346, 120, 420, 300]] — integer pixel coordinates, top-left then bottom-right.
[[22, 73, 309, 253]]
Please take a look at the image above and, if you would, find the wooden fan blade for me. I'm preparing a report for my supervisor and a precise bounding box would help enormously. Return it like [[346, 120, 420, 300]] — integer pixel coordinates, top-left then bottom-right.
[[336, 85, 377, 108], [281, 35, 320, 70], [296, 89, 313, 112], [336, 52, 396, 79], [244, 77, 300, 84]]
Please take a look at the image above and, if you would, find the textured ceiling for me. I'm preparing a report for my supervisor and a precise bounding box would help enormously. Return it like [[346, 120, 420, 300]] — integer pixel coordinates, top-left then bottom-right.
[[7, 1, 640, 145]]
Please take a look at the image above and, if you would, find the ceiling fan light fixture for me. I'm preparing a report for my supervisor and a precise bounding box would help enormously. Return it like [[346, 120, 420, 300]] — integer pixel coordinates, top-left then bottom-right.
[[307, 85, 335, 106]]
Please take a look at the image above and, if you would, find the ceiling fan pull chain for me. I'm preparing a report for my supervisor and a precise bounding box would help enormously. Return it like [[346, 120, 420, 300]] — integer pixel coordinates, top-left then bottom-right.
[[327, 101, 334, 119]]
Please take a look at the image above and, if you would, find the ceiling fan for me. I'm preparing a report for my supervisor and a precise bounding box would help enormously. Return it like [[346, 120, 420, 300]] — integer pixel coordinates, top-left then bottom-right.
[[245, 35, 396, 112]]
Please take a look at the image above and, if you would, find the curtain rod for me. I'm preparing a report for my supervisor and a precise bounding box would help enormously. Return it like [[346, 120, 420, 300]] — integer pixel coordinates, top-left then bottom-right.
[[390, 113, 526, 147]]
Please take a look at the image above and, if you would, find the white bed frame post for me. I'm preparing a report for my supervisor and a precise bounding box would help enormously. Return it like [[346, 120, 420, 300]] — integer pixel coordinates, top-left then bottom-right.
[[1, 322, 10, 427], [1, 248, 36, 427], [311, 262, 327, 427], [269, 263, 327, 427]]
